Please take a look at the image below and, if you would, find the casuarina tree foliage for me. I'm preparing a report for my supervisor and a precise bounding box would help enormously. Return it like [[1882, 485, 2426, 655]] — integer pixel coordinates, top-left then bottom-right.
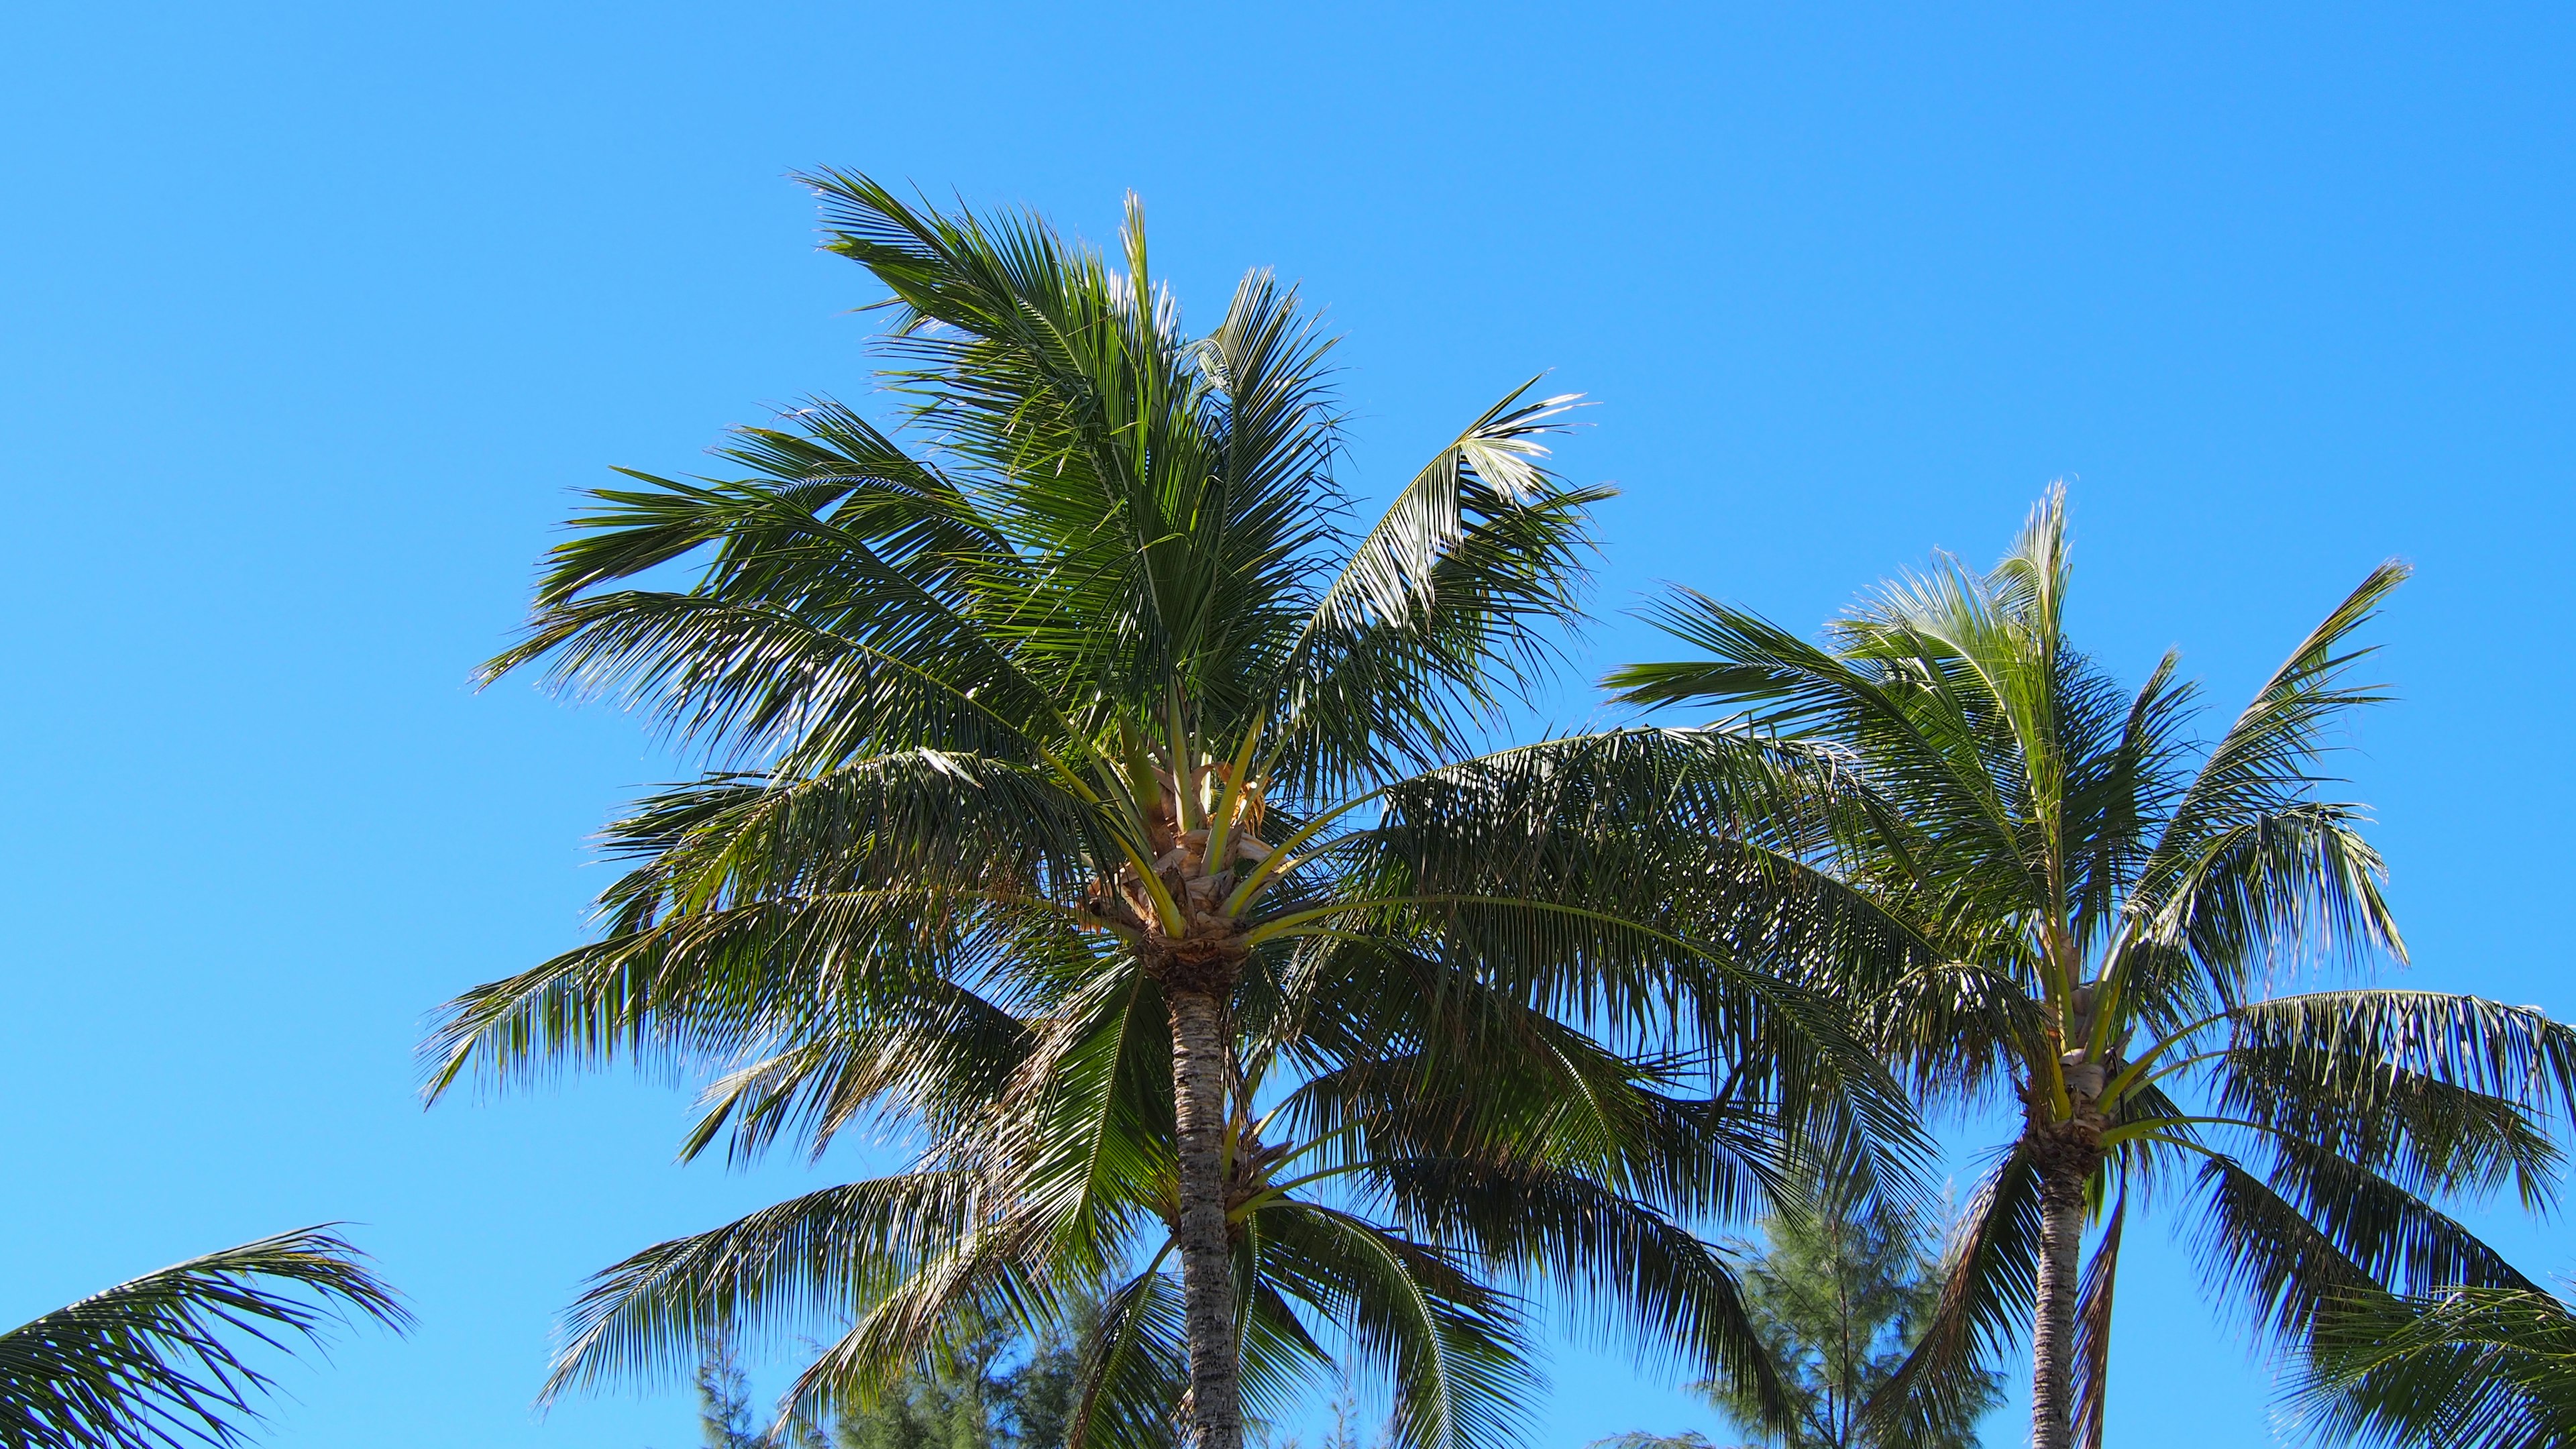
[[1711, 1199, 1995, 1448], [430, 177, 1913, 1449], [1608, 490, 2576, 1449], [1595, 1197, 1995, 1449]]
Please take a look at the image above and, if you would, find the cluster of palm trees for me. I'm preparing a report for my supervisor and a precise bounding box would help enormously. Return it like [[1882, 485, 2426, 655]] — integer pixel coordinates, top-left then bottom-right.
[[10, 176, 2567, 1449]]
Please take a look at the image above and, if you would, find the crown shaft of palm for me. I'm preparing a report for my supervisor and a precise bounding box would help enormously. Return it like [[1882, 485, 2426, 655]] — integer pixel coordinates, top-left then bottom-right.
[[1611, 490, 2576, 1449]]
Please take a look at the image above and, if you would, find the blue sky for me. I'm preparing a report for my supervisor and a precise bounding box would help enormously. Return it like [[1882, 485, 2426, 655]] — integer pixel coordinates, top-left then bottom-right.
[[2, 3, 2571, 1446]]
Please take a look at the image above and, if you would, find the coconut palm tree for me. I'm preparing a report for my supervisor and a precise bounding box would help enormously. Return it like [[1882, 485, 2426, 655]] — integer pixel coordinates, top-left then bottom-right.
[[429, 176, 1909, 1449], [0, 1226, 405, 1449], [1606, 489, 2576, 1449]]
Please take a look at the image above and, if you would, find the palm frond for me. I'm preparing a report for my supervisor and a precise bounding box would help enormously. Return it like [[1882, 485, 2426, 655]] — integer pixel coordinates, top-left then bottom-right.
[[2216, 991, 2573, 1209], [2070, 1193, 2124, 1449], [2141, 562, 2411, 936], [2188, 1148, 2535, 1361], [0, 1228, 405, 1449], [2286, 1286, 2576, 1449], [1254, 1203, 1534, 1449], [1067, 1267, 1187, 1449]]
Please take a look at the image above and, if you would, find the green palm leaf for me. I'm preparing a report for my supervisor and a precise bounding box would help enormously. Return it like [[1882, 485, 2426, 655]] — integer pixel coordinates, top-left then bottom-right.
[[0, 1228, 405, 1449]]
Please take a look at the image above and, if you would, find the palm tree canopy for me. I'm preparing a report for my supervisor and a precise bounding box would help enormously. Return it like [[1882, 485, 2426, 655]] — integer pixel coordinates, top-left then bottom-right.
[[432, 177, 1923, 1449], [544, 976, 1794, 1449], [1607, 490, 2576, 1448], [0, 1226, 406, 1449]]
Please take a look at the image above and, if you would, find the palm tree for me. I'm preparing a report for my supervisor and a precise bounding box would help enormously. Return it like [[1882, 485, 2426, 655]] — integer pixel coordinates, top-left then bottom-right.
[[0, 1226, 405, 1449], [430, 177, 1905, 1449], [1606, 489, 2576, 1449]]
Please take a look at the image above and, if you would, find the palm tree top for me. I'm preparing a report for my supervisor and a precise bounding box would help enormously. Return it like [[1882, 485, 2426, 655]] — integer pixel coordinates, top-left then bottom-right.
[[490, 172, 1601, 810], [436, 176, 1920, 1449], [1611, 487, 2414, 1085]]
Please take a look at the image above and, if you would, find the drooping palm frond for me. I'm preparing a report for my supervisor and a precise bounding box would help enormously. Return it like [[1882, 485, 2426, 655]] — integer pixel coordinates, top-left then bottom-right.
[[1864, 1141, 2041, 1443], [2215, 990, 2576, 1208], [2070, 1193, 2123, 1449], [0, 1228, 407, 1449], [2190, 1146, 2539, 1358], [2286, 1285, 2576, 1449]]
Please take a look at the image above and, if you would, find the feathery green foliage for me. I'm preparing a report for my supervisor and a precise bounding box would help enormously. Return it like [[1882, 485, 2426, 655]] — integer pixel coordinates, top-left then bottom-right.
[[1709, 1200, 1995, 1449], [0, 1227, 406, 1449], [1609, 488, 2576, 1449], [435, 177, 1917, 1449], [1598, 1198, 1994, 1449]]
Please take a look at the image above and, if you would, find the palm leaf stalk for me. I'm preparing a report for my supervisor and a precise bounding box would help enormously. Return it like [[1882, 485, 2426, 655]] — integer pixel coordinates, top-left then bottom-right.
[[1607, 488, 2576, 1449], [0, 1227, 407, 1449], [431, 178, 1917, 1449]]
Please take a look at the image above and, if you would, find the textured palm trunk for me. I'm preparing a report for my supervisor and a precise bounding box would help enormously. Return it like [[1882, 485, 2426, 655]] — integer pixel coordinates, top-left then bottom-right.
[[1167, 986, 1244, 1449], [2029, 1155, 2086, 1449], [2035, 985, 2110, 1449]]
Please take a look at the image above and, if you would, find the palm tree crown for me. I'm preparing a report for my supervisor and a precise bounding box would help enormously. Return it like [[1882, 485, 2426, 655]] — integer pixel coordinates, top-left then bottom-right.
[[431, 178, 1902, 1449], [1609, 490, 2576, 1449]]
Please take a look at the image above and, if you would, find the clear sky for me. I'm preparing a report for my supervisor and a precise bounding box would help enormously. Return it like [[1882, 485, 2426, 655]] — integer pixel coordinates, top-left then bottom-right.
[[3, 3, 2571, 1446]]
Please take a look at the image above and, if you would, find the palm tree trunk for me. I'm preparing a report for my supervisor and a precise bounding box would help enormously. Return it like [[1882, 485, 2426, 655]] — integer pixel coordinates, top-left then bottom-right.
[[2029, 1146, 2088, 1449], [1167, 986, 1244, 1449]]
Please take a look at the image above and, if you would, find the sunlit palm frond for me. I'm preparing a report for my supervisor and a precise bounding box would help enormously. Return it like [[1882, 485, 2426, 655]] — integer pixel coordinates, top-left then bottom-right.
[[0, 1229, 405, 1449], [423, 885, 1067, 1095], [2131, 801, 2403, 1013], [2226, 990, 2576, 1118], [2142, 562, 2411, 912], [2216, 1000, 2570, 1210], [1277, 465, 1606, 792], [1607, 589, 2035, 920], [544, 1173, 1031, 1403]]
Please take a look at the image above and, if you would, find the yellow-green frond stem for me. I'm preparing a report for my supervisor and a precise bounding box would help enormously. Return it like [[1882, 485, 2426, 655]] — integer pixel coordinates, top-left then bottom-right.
[[1201, 704, 1270, 873], [1221, 789, 1385, 916], [2094, 1010, 2231, 1107]]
